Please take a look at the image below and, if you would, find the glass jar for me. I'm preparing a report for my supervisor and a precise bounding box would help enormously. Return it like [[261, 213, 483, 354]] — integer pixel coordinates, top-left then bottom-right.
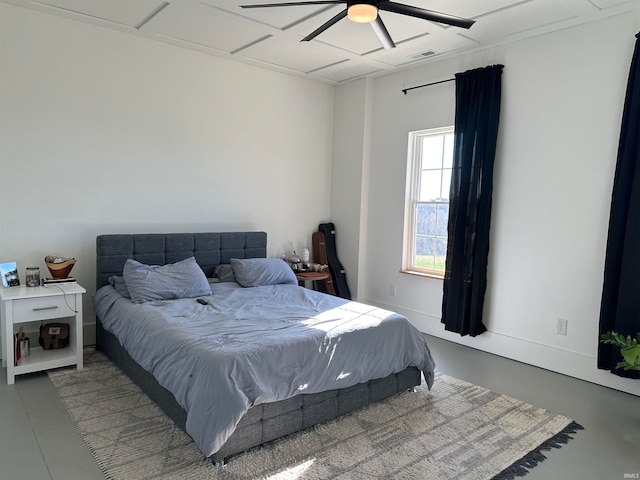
[[25, 267, 40, 287]]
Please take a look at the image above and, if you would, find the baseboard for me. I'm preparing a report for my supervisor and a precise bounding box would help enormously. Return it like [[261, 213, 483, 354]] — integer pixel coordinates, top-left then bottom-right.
[[365, 299, 640, 397]]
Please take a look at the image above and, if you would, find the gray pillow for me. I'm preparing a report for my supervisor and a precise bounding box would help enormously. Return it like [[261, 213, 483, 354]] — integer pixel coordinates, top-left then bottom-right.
[[123, 257, 211, 304], [230, 258, 297, 287], [214, 264, 236, 283], [108, 275, 131, 299]]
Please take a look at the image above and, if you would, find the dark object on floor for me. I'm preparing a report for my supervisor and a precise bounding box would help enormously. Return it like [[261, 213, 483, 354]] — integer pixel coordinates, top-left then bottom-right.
[[312, 231, 336, 296], [318, 222, 351, 300]]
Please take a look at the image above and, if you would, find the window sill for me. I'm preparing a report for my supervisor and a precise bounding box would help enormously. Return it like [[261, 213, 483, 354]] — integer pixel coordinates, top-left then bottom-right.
[[400, 269, 444, 280]]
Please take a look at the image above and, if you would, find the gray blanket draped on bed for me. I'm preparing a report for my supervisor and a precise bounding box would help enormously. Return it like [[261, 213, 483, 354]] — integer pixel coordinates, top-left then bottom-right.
[[94, 281, 435, 458]]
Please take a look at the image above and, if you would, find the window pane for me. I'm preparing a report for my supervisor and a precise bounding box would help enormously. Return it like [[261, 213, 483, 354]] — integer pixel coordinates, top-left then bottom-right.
[[416, 203, 436, 235], [419, 170, 443, 201], [442, 134, 454, 169], [440, 168, 452, 200], [436, 204, 449, 237], [421, 135, 444, 169], [417, 255, 436, 270], [415, 236, 435, 269], [416, 236, 434, 256], [405, 127, 453, 275], [435, 238, 448, 270]]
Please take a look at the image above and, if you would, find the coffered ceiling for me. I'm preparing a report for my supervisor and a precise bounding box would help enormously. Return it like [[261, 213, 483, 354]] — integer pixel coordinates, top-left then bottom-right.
[[2, 0, 639, 84]]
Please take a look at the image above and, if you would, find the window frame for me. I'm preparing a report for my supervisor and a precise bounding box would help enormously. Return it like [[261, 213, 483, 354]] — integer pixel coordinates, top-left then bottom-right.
[[402, 126, 454, 279]]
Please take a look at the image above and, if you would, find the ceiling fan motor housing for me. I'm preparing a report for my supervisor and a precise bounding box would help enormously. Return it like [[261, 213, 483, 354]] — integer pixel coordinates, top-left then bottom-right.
[[347, 0, 377, 6], [347, 0, 378, 23]]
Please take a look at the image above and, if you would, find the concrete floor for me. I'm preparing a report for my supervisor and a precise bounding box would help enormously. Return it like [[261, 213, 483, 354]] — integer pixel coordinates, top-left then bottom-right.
[[0, 335, 638, 479]]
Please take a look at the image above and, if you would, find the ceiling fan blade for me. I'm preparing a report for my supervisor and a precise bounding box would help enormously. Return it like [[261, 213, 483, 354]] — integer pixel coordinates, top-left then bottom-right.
[[378, 1, 475, 29], [241, 1, 344, 8], [370, 17, 395, 50], [301, 8, 348, 42]]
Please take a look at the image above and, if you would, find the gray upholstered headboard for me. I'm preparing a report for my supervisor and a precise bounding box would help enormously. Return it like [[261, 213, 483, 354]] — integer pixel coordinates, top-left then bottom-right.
[[96, 232, 267, 290]]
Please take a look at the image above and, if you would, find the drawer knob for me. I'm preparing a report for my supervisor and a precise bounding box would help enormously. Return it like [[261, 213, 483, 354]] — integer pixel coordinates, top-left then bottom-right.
[[32, 306, 58, 312]]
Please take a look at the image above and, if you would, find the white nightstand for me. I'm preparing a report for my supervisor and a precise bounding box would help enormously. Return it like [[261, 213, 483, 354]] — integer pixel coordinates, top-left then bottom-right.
[[1, 283, 85, 384]]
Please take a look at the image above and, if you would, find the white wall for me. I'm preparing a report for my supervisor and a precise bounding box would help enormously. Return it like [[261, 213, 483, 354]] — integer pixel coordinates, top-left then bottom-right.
[[0, 4, 334, 339], [334, 12, 640, 396], [329, 77, 374, 300], [2, 3, 638, 396]]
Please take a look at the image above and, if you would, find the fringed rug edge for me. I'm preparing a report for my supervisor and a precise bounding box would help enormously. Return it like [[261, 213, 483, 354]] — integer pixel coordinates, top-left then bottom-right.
[[491, 420, 584, 479]]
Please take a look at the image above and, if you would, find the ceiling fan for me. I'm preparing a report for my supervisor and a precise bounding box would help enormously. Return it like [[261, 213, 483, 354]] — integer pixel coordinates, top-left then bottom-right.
[[240, 1, 475, 50]]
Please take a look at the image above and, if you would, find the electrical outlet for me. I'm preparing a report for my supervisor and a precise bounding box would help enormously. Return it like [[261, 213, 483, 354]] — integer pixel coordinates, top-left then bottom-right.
[[556, 318, 568, 336], [389, 284, 396, 297]]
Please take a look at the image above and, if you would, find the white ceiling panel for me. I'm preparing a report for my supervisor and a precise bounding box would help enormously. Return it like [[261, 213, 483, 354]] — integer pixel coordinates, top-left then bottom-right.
[[200, 0, 332, 30], [396, 0, 528, 19], [377, 32, 479, 67], [589, 0, 639, 10], [141, 2, 274, 53], [462, 0, 578, 43], [3, 0, 640, 84], [311, 22, 388, 56], [30, 0, 167, 27], [240, 34, 351, 74], [319, 63, 385, 83]]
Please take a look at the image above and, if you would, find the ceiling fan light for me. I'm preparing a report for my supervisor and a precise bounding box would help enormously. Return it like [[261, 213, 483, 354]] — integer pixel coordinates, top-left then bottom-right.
[[348, 4, 378, 23]]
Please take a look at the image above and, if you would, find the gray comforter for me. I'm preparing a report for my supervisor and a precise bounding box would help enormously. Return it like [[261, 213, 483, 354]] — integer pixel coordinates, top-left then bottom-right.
[[93, 282, 435, 458]]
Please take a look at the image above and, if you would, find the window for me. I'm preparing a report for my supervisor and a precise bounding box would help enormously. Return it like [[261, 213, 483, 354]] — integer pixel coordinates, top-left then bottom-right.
[[403, 127, 454, 277]]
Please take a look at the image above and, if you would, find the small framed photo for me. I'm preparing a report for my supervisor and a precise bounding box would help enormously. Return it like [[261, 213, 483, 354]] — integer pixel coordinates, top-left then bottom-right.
[[0, 262, 20, 288]]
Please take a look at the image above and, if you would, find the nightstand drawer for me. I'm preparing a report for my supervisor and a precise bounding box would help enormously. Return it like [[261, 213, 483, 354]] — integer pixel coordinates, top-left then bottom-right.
[[12, 295, 75, 323]]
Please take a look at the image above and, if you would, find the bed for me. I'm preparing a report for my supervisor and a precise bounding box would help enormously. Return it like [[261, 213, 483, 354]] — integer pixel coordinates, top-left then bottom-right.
[[94, 231, 435, 464]]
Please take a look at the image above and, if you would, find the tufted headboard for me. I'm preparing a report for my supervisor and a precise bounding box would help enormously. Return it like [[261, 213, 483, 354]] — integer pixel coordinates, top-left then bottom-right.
[[95, 232, 267, 290]]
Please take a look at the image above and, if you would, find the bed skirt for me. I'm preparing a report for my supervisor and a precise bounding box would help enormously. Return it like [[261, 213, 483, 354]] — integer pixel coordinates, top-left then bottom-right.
[[96, 319, 421, 463]]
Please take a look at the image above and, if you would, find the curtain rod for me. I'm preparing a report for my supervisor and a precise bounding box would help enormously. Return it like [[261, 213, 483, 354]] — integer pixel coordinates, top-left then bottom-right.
[[402, 77, 454, 95]]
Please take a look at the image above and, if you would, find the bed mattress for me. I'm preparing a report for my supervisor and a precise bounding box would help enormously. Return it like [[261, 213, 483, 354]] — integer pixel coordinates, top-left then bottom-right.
[[94, 281, 435, 458]]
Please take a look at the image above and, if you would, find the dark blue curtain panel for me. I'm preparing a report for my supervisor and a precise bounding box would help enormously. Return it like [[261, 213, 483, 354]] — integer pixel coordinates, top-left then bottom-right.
[[598, 33, 640, 379], [442, 64, 503, 337]]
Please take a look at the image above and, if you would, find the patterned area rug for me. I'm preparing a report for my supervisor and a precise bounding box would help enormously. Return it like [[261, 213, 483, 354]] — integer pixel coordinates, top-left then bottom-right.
[[48, 350, 582, 480]]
